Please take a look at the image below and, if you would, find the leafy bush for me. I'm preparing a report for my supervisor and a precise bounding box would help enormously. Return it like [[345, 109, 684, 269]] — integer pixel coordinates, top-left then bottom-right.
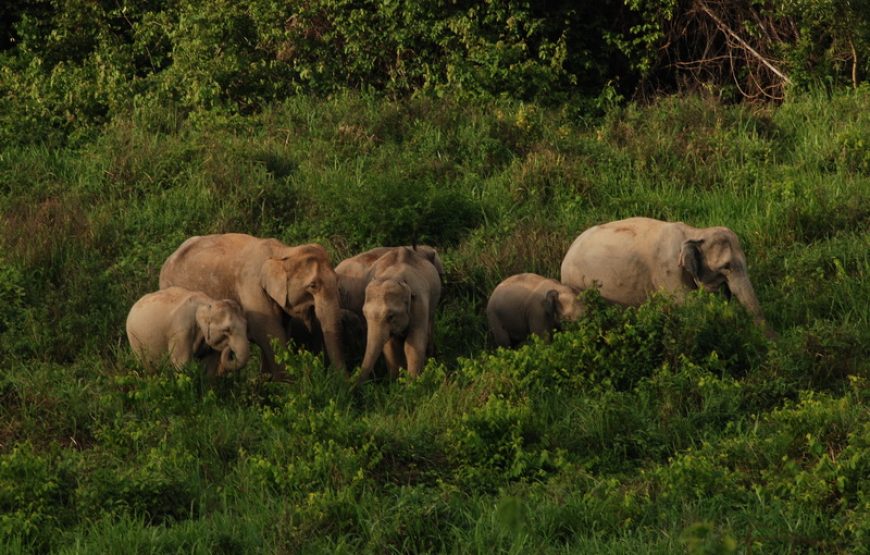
[[4, 0, 868, 146], [464, 290, 767, 396], [0, 444, 76, 550], [0, 259, 27, 357]]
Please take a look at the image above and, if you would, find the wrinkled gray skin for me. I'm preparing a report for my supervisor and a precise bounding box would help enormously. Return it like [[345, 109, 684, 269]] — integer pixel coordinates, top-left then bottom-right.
[[560, 217, 772, 335], [487, 273, 585, 348], [126, 287, 250, 375], [358, 247, 442, 384], [159, 234, 346, 378], [336, 245, 444, 318]]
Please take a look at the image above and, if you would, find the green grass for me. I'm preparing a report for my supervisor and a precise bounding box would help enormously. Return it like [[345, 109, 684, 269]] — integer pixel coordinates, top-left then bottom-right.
[[1, 89, 868, 553]]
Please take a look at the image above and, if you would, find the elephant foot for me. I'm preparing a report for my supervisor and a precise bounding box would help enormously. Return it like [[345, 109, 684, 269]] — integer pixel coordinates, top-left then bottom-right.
[[354, 369, 375, 387]]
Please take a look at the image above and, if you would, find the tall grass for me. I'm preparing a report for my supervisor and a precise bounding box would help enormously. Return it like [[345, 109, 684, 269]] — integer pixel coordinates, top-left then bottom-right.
[[1, 89, 868, 552]]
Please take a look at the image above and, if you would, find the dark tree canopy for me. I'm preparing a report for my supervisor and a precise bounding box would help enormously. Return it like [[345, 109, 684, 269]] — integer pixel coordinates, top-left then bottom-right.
[[0, 0, 868, 141]]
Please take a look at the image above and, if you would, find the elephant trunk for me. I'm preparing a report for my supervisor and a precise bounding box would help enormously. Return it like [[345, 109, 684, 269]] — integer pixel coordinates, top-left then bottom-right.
[[219, 338, 250, 374], [360, 324, 389, 379], [314, 290, 347, 372], [727, 273, 774, 335]]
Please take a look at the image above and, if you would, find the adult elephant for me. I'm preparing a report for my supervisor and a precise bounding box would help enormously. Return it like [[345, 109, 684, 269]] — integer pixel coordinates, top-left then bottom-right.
[[159, 234, 346, 377], [560, 217, 772, 333], [357, 247, 442, 384], [336, 245, 444, 317]]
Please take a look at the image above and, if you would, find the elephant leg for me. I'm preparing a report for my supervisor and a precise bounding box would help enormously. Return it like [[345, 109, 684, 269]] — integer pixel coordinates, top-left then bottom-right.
[[168, 335, 194, 370], [383, 337, 405, 380], [403, 327, 428, 378], [248, 313, 288, 379], [488, 314, 511, 348]]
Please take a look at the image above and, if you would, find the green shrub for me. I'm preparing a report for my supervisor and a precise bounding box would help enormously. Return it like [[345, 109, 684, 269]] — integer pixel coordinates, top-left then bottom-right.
[[464, 290, 767, 397], [0, 259, 28, 357], [0, 444, 76, 550]]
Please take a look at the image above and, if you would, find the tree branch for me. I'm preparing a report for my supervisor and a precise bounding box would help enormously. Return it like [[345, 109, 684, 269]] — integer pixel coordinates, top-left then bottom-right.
[[695, 0, 792, 86]]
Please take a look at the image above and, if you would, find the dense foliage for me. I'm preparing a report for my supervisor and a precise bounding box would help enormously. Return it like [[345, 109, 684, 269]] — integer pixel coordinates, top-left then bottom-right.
[[0, 87, 868, 551], [2, 1, 870, 144]]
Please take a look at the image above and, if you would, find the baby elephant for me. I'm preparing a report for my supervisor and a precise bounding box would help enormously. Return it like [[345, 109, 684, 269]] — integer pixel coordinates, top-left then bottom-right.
[[358, 247, 442, 384], [126, 287, 251, 375], [487, 273, 585, 348]]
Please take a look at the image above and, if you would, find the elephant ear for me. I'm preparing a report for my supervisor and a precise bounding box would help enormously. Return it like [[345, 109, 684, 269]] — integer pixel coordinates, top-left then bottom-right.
[[418, 247, 445, 278], [398, 279, 414, 308], [679, 240, 704, 284], [261, 258, 289, 309], [543, 289, 559, 319]]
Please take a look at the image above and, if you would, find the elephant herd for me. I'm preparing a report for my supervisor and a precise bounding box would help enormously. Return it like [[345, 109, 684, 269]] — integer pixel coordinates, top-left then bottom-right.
[[126, 217, 771, 382]]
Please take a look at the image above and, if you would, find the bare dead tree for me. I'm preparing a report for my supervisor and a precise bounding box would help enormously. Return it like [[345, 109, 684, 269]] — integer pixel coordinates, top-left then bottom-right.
[[644, 0, 800, 102]]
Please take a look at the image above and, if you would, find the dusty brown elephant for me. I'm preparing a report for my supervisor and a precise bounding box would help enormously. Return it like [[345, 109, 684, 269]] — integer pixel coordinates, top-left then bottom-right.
[[560, 217, 772, 333], [126, 286, 250, 375], [358, 247, 442, 384], [487, 273, 585, 348], [159, 234, 346, 377], [335, 245, 444, 317]]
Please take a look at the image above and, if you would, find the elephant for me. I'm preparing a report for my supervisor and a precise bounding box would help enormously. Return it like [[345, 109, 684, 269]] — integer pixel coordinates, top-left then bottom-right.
[[486, 273, 585, 348], [126, 286, 250, 375], [560, 217, 772, 333], [357, 247, 442, 384], [335, 245, 444, 318], [159, 233, 346, 378], [284, 302, 366, 363]]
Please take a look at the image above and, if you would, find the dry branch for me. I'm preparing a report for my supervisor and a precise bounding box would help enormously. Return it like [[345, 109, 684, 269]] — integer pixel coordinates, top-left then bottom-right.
[[694, 0, 791, 86]]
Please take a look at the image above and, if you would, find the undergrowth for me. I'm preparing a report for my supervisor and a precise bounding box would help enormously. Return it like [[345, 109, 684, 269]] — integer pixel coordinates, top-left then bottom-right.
[[0, 90, 868, 553]]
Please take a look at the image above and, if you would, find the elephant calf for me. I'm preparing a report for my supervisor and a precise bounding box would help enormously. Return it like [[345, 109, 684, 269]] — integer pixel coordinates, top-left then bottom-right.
[[487, 273, 585, 348], [336, 245, 444, 318], [126, 286, 251, 375], [358, 247, 442, 384]]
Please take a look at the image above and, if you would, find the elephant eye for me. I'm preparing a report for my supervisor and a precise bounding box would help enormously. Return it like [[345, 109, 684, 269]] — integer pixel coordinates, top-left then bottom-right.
[[721, 262, 732, 272], [307, 281, 320, 291]]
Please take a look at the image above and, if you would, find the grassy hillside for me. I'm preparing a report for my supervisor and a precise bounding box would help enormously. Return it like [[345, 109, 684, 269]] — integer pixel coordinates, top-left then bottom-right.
[[1, 89, 868, 553]]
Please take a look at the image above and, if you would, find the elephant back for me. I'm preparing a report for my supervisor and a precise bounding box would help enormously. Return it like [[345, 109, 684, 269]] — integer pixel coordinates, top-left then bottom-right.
[[159, 234, 261, 303]]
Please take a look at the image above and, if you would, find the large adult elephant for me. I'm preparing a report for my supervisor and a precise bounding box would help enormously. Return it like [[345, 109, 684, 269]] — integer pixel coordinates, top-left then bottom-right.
[[560, 217, 771, 333], [159, 234, 346, 377]]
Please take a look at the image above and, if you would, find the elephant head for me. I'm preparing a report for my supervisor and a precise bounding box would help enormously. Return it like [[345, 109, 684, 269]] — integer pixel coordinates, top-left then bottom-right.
[[195, 299, 250, 374], [260, 245, 347, 371], [545, 285, 585, 329], [360, 278, 412, 373], [678, 227, 767, 328]]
